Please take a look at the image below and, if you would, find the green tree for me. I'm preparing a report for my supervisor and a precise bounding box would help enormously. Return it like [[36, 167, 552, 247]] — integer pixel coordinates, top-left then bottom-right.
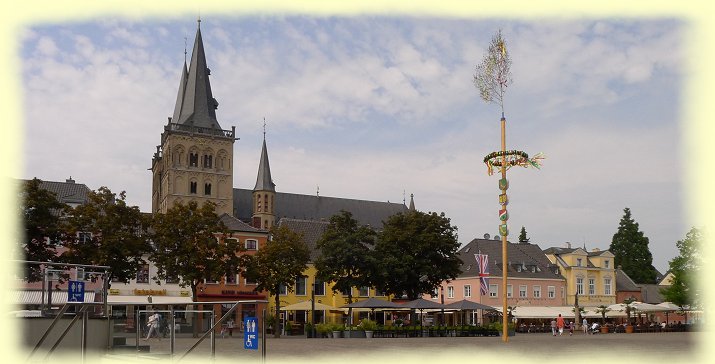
[[518, 226, 530, 243], [660, 227, 702, 311], [315, 211, 376, 301], [20, 178, 68, 281], [372, 211, 461, 300], [244, 225, 310, 338], [315, 210, 376, 324], [608, 208, 658, 284], [150, 201, 239, 302], [61, 187, 149, 284]]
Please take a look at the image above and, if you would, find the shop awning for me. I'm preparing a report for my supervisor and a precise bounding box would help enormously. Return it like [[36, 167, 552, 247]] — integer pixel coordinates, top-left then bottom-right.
[[107, 295, 194, 304]]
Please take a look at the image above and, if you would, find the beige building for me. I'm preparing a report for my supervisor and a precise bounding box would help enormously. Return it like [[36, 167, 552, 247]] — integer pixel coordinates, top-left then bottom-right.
[[543, 245, 616, 307]]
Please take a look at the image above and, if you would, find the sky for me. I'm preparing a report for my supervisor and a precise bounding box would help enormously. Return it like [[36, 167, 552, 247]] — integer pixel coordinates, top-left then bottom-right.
[[15, 14, 687, 273]]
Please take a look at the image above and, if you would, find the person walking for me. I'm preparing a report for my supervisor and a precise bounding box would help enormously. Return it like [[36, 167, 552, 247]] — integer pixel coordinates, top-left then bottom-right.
[[556, 314, 565, 336], [551, 318, 557, 336], [582, 318, 589, 334], [145, 312, 161, 340], [569, 320, 574, 336], [227, 318, 235, 337]]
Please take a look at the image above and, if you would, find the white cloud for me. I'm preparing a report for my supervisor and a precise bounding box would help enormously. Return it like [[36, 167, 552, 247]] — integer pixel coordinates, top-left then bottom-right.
[[19, 17, 684, 273]]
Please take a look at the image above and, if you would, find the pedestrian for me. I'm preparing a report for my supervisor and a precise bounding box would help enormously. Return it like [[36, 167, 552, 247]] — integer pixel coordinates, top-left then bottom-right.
[[569, 321, 574, 336], [556, 314, 565, 336], [582, 318, 589, 334], [550, 318, 557, 336], [145, 311, 161, 340], [227, 318, 235, 337]]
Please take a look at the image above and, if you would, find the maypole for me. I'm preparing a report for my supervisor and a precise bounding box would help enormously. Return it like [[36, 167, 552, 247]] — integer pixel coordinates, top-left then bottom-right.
[[474, 30, 543, 343]]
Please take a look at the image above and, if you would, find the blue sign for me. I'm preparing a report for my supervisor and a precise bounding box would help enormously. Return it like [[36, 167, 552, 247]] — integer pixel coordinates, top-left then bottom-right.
[[68, 280, 85, 302], [243, 317, 258, 350]]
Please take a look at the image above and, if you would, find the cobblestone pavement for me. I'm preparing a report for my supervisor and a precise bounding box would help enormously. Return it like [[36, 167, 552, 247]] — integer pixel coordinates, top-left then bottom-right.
[[100, 331, 705, 364]]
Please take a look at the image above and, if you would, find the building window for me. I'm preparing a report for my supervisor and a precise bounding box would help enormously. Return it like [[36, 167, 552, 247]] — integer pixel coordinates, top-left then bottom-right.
[[190, 181, 197, 194], [341, 287, 351, 297], [533, 285, 541, 298], [604, 277, 612, 295], [204, 183, 211, 196], [604, 260, 610, 269], [548, 286, 556, 299], [78, 232, 92, 244], [431, 288, 438, 299], [519, 285, 527, 298], [279, 284, 287, 296], [203, 155, 213, 168], [576, 258, 582, 267], [189, 153, 198, 167], [295, 277, 307, 296], [464, 285, 472, 298], [136, 264, 149, 283], [588, 278, 595, 295], [257, 195, 262, 212], [245, 275, 256, 285], [245, 239, 258, 250], [506, 284, 513, 298], [447, 286, 454, 299], [226, 273, 237, 285], [561, 286, 565, 298], [359, 286, 370, 297], [165, 274, 177, 284], [489, 284, 498, 298], [314, 278, 325, 296], [576, 277, 584, 295], [205, 276, 218, 284]]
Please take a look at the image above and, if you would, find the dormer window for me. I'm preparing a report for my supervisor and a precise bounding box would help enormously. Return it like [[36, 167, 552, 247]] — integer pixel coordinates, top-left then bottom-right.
[[604, 260, 610, 268], [576, 258, 582, 267]]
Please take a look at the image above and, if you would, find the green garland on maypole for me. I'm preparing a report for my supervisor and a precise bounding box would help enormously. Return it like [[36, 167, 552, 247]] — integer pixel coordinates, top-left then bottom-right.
[[474, 29, 544, 343]]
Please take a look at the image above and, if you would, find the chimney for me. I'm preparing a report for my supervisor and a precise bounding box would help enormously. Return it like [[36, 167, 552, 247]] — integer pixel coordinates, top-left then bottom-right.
[[66, 176, 75, 183], [564, 242, 571, 249]]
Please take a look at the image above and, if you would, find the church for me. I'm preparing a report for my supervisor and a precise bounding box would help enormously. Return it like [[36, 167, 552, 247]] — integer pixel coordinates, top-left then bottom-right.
[[149, 20, 409, 328]]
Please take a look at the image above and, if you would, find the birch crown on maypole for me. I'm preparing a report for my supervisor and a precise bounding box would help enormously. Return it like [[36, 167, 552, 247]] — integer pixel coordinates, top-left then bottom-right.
[[473, 30, 512, 117], [475, 30, 544, 176]]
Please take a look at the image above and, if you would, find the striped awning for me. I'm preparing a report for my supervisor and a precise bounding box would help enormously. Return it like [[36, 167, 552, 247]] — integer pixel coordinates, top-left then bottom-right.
[[11, 290, 96, 305]]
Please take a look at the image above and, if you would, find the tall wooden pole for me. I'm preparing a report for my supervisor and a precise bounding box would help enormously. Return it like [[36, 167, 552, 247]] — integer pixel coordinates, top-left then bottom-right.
[[500, 115, 508, 343]]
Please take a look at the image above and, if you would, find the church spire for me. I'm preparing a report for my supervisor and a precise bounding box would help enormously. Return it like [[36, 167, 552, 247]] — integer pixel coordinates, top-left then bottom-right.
[[175, 21, 221, 130], [254, 122, 275, 192], [409, 193, 415, 211]]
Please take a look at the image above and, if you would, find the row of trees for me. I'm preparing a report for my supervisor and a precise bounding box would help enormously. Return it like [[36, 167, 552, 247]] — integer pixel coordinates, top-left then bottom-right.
[[21, 179, 463, 333]]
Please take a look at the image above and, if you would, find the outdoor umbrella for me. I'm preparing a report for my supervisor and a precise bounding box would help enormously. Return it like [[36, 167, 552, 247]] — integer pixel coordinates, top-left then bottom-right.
[[656, 302, 681, 324], [444, 300, 495, 325], [400, 298, 448, 327], [280, 299, 343, 312], [341, 297, 403, 320]]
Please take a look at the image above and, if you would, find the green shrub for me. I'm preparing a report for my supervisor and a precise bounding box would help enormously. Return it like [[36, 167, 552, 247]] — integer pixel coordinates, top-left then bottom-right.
[[358, 319, 378, 331]]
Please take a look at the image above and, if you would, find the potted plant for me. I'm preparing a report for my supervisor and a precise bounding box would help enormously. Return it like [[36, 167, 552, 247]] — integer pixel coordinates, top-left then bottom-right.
[[595, 305, 611, 333], [265, 314, 276, 335], [304, 322, 314, 338], [359, 319, 377, 339], [316, 323, 331, 338], [331, 323, 343, 339], [493, 322, 516, 337], [623, 298, 635, 333]]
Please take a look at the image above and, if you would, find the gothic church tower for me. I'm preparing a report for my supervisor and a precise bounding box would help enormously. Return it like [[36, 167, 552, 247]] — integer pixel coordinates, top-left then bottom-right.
[[251, 132, 276, 229], [151, 21, 236, 215]]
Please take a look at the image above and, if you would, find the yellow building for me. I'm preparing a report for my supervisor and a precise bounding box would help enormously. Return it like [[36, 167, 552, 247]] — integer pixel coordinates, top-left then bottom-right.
[[268, 218, 393, 329], [543, 244, 616, 307]]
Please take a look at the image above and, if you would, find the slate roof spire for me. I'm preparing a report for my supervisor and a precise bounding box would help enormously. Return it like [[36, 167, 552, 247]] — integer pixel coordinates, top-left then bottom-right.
[[254, 120, 276, 192], [173, 20, 222, 130]]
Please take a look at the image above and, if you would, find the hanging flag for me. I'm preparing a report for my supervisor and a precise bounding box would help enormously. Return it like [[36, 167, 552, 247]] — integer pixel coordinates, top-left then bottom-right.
[[475, 253, 490, 296]]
